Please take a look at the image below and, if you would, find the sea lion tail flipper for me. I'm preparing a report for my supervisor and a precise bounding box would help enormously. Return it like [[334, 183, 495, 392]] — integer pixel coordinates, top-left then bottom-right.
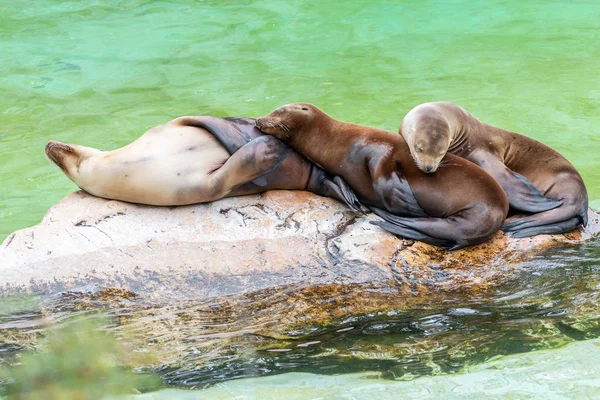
[[370, 220, 452, 248], [174, 116, 259, 154]]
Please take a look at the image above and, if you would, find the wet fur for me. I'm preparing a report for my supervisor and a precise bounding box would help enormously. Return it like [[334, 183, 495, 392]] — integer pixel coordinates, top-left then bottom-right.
[[400, 102, 588, 237], [45, 116, 361, 210], [257, 103, 509, 250]]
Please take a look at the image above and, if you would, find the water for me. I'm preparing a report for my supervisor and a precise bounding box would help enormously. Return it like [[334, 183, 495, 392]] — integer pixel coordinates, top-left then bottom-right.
[[2, 242, 600, 395], [1, 0, 600, 241], [135, 336, 600, 398], [1, 0, 599, 397]]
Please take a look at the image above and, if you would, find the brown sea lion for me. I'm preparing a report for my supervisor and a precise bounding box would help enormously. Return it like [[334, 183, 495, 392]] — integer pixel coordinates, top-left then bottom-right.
[[45, 116, 361, 209], [400, 102, 588, 238], [256, 103, 509, 250]]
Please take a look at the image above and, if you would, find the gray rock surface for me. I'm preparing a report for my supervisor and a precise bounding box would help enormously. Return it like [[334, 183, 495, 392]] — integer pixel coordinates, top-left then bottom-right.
[[1, 190, 599, 301]]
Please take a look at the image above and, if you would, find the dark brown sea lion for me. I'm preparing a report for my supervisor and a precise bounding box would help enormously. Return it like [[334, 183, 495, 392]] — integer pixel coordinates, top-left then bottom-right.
[[256, 103, 509, 250], [400, 102, 588, 238], [45, 116, 361, 209]]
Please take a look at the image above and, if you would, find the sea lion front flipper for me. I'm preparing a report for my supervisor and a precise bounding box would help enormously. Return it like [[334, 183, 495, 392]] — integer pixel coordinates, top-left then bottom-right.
[[176, 116, 282, 187], [208, 136, 290, 196], [323, 175, 364, 212], [370, 205, 492, 250], [370, 220, 453, 248], [174, 116, 260, 154], [476, 154, 562, 213], [371, 171, 428, 217]]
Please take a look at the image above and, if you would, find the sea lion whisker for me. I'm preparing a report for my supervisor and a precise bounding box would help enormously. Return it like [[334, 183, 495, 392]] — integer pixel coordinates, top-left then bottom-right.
[[277, 121, 290, 132], [258, 120, 279, 130], [438, 161, 461, 169]]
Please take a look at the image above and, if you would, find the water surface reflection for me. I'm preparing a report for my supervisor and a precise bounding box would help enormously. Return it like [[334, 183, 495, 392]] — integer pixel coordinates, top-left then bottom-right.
[[1, 240, 599, 388]]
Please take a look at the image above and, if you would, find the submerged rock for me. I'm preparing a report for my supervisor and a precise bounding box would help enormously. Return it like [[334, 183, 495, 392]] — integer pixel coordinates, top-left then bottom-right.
[[1, 190, 599, 301]]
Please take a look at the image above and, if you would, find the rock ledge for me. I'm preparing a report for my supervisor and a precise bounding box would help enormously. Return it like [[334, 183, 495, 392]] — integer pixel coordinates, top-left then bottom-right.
[[1, 190, 598, 300]]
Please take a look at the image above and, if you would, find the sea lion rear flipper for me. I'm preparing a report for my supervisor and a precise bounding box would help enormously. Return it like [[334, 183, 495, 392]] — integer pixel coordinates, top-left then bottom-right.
[[505, 216, 581, 238], [479, 155, 562, 213], [502, 197, 586, 234], [251, 176, 268, 187], [506, 170, 563, 212]]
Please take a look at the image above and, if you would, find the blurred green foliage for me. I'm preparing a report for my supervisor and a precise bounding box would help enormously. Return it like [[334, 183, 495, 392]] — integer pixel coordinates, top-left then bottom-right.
[[0, 315, 160, 400]]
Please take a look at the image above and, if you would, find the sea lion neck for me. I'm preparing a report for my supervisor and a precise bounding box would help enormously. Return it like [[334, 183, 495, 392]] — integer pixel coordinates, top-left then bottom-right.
[[442, 106, 470, 154], [288, 115, 348, 173], [447, 118, 469, 153]]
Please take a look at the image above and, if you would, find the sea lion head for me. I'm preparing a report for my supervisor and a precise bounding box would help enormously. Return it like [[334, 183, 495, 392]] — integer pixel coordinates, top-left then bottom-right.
[[45, 140, 102, 184], [256, 103, 324, 141], [401, 106, 451, 173]]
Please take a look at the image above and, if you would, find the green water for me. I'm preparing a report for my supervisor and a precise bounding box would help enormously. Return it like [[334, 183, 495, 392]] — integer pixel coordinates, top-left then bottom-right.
[[2, 0, 600, 397], [135, 337, 600, 399], [1, 0, 600, 241]]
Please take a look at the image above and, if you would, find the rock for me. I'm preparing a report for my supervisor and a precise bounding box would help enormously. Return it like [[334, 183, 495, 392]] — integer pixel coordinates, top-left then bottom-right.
[[1, 190, 599, 301], [2, 193, 600, 380]]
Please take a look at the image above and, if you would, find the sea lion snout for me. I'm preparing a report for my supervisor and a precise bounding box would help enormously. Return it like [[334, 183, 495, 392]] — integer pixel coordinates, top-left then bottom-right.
[[417, 159, 440, 173], [416, 161, 439, 174], [256, 116, 285, 137], [408, 148, 441, 174], [257, 102, 318, 139]]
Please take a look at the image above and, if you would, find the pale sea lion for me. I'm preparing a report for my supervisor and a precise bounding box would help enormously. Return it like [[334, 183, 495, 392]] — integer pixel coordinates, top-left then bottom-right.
[[45, 116, 361, 209], [256, 103, 509, 250], [400, 102, 588, 237]]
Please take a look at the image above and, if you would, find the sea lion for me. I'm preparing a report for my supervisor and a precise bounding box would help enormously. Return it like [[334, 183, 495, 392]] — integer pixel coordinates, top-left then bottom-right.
[[400, 102, 588, 237], [45, 116, 361, 209], [256, 103, 509, 250]]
